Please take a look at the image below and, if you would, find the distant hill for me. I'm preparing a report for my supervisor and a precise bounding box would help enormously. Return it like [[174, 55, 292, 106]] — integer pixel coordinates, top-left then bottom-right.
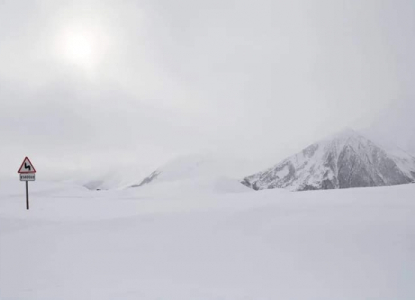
[[130, 154, 254, 194]]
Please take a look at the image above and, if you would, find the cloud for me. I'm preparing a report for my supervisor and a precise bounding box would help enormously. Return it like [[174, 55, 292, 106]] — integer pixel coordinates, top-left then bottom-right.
[[1, 0, 414, 179]]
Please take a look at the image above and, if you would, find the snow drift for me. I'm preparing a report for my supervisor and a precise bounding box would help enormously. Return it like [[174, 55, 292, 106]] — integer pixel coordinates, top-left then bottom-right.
[[1, 180, 414, 299]]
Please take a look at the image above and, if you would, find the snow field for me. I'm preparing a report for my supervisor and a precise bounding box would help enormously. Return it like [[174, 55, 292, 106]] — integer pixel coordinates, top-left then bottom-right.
[[1, 180, 414, 299]]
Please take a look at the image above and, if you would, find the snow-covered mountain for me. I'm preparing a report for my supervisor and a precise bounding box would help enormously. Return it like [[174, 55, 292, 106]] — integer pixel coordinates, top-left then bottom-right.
[[132, 155, 225, 187], [65, 167, 152, 190], [130, 154, 256, 194], [242, 129, 415, 191]]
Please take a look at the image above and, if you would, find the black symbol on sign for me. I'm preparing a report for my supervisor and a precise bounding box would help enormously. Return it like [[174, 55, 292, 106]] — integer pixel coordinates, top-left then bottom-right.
[[24, 163, 31, 171]]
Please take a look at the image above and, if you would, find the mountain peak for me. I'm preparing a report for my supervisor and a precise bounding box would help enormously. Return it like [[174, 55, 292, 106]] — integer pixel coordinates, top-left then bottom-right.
[[242, 131, 415, 191], [324, 128, 365, 143], [334, 127, 359, 137]]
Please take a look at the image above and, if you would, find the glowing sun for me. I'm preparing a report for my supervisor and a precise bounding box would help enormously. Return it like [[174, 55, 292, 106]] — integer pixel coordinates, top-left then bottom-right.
[[62, 31, 95, 67]]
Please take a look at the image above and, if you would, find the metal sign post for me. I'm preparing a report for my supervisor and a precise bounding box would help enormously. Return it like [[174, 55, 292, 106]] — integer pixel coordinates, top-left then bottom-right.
[[26, 181, 29, 210], [18, 157, 36, 210]]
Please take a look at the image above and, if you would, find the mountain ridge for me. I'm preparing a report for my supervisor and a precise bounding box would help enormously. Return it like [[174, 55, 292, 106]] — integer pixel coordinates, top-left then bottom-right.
[[242, 129, 415, 191]]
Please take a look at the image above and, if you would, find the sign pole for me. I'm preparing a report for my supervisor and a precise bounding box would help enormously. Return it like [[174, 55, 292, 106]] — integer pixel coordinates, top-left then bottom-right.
[[26, 181, 29, 210], [18, 157, 36, 211]]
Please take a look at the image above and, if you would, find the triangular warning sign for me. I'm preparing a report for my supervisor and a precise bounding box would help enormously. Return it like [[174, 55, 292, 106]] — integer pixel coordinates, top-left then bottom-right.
[[18, 157, 36, 174]]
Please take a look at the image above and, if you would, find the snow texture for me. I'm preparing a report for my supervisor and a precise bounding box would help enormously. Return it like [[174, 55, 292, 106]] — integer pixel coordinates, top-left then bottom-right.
[[1, 179, 414, 299], [243, 129, 415, 191], [132, 154, 258, 189]]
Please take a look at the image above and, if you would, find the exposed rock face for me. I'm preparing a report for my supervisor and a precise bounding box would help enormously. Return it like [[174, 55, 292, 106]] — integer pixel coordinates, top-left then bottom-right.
[[130, 171, 160, 187], [242, 129, 415, 191]]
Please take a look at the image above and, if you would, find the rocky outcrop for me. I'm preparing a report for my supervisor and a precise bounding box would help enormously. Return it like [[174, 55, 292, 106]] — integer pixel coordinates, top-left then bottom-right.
[[243, 129, 415, 191]]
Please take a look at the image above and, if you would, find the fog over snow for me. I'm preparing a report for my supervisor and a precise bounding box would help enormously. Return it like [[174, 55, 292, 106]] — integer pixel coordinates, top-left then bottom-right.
[[1, 0, 414, 180], [2, 3, 415, 299]]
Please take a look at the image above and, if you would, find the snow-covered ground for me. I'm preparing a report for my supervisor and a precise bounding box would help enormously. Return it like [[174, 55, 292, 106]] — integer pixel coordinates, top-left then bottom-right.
[[1, 179, 414, 299]]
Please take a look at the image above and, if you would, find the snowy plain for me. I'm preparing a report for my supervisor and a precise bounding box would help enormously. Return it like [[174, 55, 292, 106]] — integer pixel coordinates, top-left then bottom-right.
[[0, 178, 414, 300]]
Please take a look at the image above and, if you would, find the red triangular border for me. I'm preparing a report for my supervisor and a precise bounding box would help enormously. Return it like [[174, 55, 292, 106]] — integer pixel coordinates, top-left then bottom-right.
[[18, 157, 37, 174]]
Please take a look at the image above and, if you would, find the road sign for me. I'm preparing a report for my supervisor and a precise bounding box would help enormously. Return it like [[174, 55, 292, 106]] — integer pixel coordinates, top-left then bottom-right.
[[18, 157, 36, 210], [20, 174, 35, 181], [18, 157, 36, 174]]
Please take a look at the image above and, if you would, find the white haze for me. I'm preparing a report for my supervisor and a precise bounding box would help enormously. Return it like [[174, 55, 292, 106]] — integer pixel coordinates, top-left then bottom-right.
[[1, 0, 414, 181]]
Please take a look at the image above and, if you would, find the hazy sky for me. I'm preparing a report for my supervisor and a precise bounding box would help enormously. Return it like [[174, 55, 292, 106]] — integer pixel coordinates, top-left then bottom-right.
[[1, 0, 414, 179]]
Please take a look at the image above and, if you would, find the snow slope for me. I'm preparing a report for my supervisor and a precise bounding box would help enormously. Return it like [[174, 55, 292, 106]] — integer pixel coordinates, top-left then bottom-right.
[[388, 148, 415, 180], [243, 129, 415, 191], [131, 154, 257, 193], [66, 165, 154, 191], [1, 180, 415, 300]]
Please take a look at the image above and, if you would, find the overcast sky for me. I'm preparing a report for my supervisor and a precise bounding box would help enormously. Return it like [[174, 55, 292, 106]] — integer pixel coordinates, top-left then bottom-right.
[[1, 0, 414, 180]]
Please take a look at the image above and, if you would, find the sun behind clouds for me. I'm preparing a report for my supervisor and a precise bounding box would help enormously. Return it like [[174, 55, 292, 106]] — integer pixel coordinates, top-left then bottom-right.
[[58, 24, 110, 70], [65, 33, 93, 62], [62, 30, 95, 67]]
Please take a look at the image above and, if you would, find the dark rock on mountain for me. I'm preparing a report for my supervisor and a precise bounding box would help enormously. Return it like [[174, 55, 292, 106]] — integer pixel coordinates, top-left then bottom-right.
[[243, 129, 415, 191]]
